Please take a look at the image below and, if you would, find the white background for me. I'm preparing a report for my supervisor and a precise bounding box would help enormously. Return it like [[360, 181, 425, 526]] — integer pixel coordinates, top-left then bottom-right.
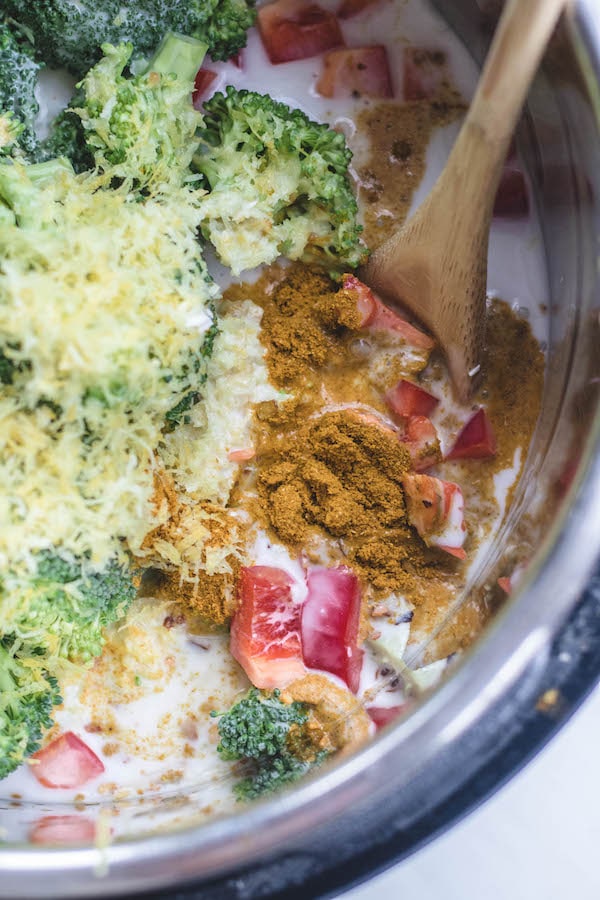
[[344, 684, 600, 900]]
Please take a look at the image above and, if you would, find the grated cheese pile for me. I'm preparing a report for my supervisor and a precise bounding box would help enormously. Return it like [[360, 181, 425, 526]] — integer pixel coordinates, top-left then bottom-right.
[[0, 163, 273, 580]]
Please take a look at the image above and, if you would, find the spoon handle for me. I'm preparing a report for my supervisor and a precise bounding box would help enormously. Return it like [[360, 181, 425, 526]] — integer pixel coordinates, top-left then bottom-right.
[[462, 0, 570, 175]]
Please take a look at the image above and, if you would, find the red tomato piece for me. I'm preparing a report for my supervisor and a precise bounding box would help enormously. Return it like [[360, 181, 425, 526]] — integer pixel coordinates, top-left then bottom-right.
[[227, 447, 255, 462], [385, 379, 439, 419], [338, 0, 382, 19], [316, 46, 393, 100], [301, 567, 363, 693], [497, 576, 512, 594], [341, 276, 434, 350], [31, 732, 105, 789], [400, 415, 441, 472], [29, 815, 97, 846], [258, 0, 344, 65], [402, 473, 466, 557], [192, 69, 218, 109], [403, 47, 449, 101], [493, 165, 529, 217], [341, 273, 377, 326], [367, 705, 405, 729], [446, 408, 497, 460], [230, 566, 306, 689]]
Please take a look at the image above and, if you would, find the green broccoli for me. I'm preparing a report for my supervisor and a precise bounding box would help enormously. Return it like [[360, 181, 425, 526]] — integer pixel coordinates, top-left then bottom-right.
[[213, 688, 328, 800], [0, 636, 61, 780], [75, 34, 206, 190], [3, 553, 138, 663], [34, 104, 93, 173], [0, 18, 41, 156], [195, 87, 368, 276], [4, 0, 256, 77], [0, 112, 24, 157]]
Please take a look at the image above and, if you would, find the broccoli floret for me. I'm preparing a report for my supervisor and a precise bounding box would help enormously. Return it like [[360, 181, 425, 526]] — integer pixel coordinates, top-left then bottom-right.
[[34, 105, 93, 173], [214, 688, 328, 800], [195, 87, 368, 276], [4, 0, 256, 77], [0, 112, 24, 157], [0, 18, 41, 156], [75, 35, 206, 190], [3, 554, 138, 663], [0, 637, 61, 780]]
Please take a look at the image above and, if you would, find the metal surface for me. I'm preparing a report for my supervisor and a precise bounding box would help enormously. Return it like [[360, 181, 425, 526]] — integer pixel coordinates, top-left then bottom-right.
[[1, 1, 600, 896]]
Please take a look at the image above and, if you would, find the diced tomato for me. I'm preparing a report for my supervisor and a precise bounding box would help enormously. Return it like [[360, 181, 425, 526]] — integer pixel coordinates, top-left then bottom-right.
[[345, 406, 399, 439], [230, 566, 306, 689], [493, 165, 529, 217], [497, 576, 512, 594], [403, 47, 449, 101], [558, 453, 581, 496], [402, 474, 466, 558], [368, 300, 435, 349], [439, 544, 467, 560], [31, 732, 105, 790], [446, 408, 497, 460], [301, 567, 363, 693], [316, 46, 393, 99], [338, 0, 381, 19], [341, 273, 377, 326], [400, 415, 441, 472], [29, 815, 96, 846], [341, 276, 434, 350], [367, 705, 405, 729], [192, 69, 218, 108], [385, 379, 439, 419], [258, 0, 344, 65], [227, 447, 255, 462]]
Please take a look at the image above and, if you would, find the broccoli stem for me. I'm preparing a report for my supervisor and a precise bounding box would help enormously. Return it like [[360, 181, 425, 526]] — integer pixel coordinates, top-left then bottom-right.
[[145, 32, 208, 85], [0, 158, 73, 225], [21, 157, 74, 186]]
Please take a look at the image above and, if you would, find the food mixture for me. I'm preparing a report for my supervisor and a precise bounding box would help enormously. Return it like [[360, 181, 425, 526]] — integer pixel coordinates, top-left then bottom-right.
[[0, 0, 545, 844]]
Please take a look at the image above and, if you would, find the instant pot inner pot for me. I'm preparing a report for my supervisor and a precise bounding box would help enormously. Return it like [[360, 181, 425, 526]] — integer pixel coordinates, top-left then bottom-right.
[[1, 1, 599, 897]]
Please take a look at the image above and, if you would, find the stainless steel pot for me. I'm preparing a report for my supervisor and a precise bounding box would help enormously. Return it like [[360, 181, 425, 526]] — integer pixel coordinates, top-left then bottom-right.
[[2, 1, 599, 896]]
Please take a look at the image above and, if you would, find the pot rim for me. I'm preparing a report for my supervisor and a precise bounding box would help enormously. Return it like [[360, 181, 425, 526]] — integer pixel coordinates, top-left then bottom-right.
[[2, 1, 599, 896]]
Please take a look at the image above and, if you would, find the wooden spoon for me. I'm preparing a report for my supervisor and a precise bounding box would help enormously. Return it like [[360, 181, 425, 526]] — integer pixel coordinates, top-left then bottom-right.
[[362, 0, 570, 401]]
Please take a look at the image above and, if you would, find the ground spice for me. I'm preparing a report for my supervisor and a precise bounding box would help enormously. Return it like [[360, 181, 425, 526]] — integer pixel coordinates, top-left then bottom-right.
[[152, 564, 239, 630], [254, 408, 439, 594], [226, 265, 364, 391], [353, 89, 465, 249]]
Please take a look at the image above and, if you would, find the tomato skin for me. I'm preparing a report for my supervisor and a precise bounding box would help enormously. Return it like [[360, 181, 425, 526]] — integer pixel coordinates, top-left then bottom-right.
[[31, 732, 105, 789], [341, 276, 434, 350], [400, 415, 441, 472], [493, 165, 529, 217], [341, 273, 377, 326], [258, 0, 344, 64], [445, 408, 497, 460], [192, 69, 218, 108], [403, 47, 449, 101], [316, 46, 393, 99], [29, 815, 97, 845], [227, 447, 255, 462], [230, 566, 306, 689], [367, 705, 405, 729], [301, 567, 363, 693], [402, 473, 466, 557], [385, 379, 439, 419]]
